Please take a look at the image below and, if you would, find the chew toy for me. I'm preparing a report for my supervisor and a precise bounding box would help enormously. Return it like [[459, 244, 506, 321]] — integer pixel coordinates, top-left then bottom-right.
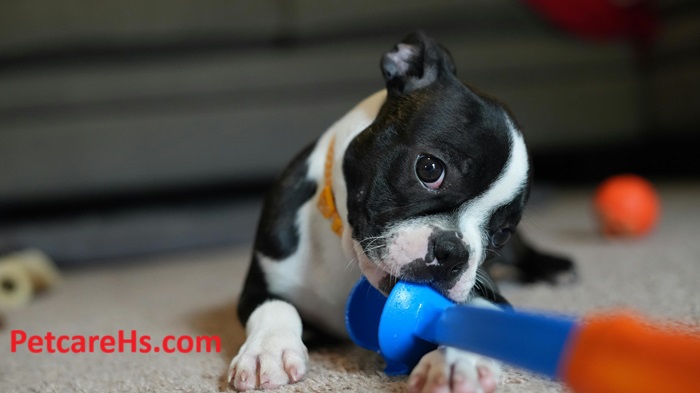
[[0, 249, 61, 311], [345, 277, 700, 393]]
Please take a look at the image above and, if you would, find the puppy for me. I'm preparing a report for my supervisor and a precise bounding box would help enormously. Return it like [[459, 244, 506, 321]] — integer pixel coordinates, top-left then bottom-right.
[[228, 31, 573, 392]]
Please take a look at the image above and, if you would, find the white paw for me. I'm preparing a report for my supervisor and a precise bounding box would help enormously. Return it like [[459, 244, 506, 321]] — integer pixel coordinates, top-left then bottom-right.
[[228, 330, 308, 391], [228, 300, 308, 391], [407, 347, 501, 393]]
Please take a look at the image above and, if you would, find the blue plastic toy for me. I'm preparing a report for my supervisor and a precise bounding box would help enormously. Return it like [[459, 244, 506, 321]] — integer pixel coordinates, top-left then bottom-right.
[[346, 277, 700, 393], [345, 277, 576, 377]]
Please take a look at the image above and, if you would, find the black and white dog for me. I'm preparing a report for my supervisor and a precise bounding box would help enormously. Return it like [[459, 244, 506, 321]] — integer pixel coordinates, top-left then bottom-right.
[[229, 32, 573, 393]]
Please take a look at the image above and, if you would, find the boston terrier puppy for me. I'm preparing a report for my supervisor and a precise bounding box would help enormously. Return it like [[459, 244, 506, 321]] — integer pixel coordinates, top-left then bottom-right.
[[228, 31, 573, 392]]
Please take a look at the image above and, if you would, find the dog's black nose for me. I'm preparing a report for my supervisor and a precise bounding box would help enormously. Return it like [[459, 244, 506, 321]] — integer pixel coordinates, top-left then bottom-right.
[[433, 231, 469, 278]]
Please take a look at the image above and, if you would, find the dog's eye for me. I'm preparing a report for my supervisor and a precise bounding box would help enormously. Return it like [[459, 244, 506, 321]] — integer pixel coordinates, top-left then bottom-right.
[[416, 155, 445, 189], [491, 228, 512, 248]]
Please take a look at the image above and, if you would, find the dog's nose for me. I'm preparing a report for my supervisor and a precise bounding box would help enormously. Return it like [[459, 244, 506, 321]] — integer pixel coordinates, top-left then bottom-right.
[[433, 231, 469, 278]]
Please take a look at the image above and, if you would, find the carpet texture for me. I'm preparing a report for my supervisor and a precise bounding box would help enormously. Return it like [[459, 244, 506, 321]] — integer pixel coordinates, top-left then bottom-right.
[[1, 183, 699, 392]]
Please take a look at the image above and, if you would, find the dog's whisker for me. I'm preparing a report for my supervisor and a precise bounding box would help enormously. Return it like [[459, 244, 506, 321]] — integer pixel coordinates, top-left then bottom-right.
[[363, 244, 386, 253], [358, 235, 388, 246], [359, 236, 385, 244], [475, 269, 497, 300], [361, 240, 387, 254], [363, 242, 382, 250], [358, 234, 384, 242], [374, 260, 385, 275], [345, 257, 358, 271]]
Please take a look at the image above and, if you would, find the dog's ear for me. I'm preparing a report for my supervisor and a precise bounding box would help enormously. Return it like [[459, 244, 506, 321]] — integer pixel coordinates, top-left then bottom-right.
[[381, 31, 456, 95]]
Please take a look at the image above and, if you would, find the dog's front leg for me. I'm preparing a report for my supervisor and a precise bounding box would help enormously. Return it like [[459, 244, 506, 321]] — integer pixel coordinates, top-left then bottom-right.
[[408, 347, 501, 393], [408, 297, 503, 393], [228, 300, 308, 391]]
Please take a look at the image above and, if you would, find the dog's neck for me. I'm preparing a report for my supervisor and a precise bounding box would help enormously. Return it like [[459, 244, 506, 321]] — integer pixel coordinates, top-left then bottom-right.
[[317, 137, 344, 237], [310, 89, 387, 239]]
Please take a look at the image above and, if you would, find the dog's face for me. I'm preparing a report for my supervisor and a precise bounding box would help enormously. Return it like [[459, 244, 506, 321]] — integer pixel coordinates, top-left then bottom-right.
[[343, 32, 530, 302]]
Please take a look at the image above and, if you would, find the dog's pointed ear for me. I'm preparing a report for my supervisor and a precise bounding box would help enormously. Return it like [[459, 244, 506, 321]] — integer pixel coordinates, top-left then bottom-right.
[[381, 31, 456, 95]]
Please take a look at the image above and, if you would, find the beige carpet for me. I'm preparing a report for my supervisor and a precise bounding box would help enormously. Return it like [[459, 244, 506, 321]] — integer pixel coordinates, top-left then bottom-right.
[[2, 183, 699, 393]]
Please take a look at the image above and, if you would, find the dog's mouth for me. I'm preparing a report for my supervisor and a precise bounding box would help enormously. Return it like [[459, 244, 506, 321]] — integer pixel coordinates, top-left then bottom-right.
[[352, 238, 479, 302], [353, 241, 449, 297], [375, 274, 401, 295], [353, 241, 399, 295]]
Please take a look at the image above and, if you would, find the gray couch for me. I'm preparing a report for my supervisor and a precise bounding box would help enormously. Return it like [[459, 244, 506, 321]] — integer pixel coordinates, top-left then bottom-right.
[[1, 0, 697, 262]]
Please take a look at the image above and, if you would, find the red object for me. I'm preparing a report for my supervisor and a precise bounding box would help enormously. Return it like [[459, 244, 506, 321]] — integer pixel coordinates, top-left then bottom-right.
[[562, 312, 700, 393], [522, 0, 657, 48], [594, 174, 660, 236]]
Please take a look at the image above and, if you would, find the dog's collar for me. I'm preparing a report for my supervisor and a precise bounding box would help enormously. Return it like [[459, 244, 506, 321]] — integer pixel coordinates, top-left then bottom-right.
[[317, 137, 344, 237]]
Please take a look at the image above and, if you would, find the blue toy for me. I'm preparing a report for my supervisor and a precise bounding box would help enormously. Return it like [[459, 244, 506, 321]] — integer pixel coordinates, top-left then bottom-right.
[[345, 277, 700, 393], [345, 277, 575, 376]]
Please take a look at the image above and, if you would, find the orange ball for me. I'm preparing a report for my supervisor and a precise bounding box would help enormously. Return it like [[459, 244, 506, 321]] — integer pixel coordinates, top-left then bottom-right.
[[594, 174, 660, 237]]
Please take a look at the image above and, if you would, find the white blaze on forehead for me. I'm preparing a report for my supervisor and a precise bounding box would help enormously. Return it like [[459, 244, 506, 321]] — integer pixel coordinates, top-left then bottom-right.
[[457, 115, 529, 272]]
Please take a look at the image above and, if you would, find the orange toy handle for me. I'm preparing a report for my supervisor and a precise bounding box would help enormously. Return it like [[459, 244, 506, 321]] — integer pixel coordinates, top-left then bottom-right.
[[562, 312, 700, 393]]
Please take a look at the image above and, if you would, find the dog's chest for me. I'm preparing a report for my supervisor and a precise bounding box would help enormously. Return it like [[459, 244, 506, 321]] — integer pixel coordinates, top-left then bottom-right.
[[258, 201, 362, 337]]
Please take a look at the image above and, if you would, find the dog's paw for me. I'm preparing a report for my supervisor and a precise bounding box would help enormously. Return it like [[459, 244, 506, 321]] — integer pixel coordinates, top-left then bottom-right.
[[407, 347, 501, 393], [227, 330, 308, 391]]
